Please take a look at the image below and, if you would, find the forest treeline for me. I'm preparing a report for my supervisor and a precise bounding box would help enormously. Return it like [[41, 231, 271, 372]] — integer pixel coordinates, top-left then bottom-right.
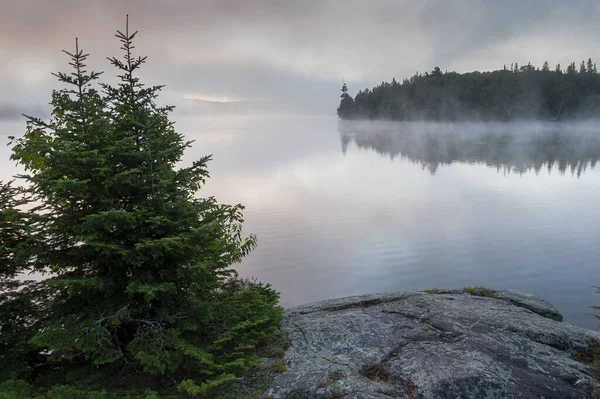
[[338, 60, 600, 121]]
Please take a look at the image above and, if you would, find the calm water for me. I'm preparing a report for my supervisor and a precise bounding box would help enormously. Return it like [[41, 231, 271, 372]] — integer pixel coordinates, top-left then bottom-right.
[[2, 116, 600, 330]]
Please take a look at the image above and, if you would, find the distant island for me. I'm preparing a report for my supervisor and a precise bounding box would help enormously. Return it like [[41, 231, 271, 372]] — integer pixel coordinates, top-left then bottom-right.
[[338, 60, 600, 121]]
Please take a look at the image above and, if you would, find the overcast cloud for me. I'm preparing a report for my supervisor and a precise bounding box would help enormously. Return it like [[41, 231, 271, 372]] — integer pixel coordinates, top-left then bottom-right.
[[1, 0, 600, 116]]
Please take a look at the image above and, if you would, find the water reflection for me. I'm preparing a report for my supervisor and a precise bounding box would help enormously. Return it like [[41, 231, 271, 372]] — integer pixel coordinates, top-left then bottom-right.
[[339, 121, 600, 176], [2, 117, 600, 330]]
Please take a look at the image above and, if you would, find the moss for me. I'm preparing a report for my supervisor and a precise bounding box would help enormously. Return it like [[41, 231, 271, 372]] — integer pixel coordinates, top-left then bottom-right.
[[423, 288, 442, 294], [328, 371, 344, 383], [259, 330, 290, 358], [400, 382, 416, 399], [360, 363, 391, 382], [317, 370, 345, 388], [593, 388, 600, 399], [463, 286, 496, 298], [360, 363, 416, 398], [266, 346, 286, 357], [269, 359, 287, 373], [571, 340, 600, 385]]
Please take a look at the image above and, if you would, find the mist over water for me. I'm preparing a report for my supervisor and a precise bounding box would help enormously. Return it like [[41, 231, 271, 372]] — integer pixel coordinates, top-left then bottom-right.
[[2, 117, 600, 330], [340, 120, 600, 176]]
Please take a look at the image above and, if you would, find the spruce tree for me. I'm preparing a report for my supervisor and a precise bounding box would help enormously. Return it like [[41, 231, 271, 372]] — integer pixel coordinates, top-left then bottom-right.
[[7, 17, 282, 397], [337, 81, 355, 119], [542, 61, 550, 72], [0, 181, 47, 385], [0, 181, 30, 282], [587, 58, 595, 73]]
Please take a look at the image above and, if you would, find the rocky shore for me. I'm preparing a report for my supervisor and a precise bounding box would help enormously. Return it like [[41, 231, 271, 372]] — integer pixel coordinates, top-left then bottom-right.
[[263, 289, 600, 399]]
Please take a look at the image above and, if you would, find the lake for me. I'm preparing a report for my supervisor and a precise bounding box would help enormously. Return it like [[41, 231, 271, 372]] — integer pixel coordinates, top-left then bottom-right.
[[2, 116, 599, 330]]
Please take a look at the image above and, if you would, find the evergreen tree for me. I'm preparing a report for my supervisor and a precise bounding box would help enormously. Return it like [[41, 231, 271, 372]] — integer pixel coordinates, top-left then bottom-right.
[[0, 181, 47, 385], [0, 181, 30, 282], [7, 17, 282, 397], [337, 81, 355, 119], [526, 62, 534, 72], [580, 60, 586, 74], [587, 58, 595, 73], [542, 61, 550, 72]]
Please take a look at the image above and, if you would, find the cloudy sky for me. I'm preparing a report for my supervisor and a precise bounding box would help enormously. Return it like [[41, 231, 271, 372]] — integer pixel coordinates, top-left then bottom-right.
[[1, 0, 600, 116]]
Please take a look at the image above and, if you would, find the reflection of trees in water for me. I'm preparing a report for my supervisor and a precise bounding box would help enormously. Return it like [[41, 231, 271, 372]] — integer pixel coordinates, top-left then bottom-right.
[[338, 121, 600, 176]]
